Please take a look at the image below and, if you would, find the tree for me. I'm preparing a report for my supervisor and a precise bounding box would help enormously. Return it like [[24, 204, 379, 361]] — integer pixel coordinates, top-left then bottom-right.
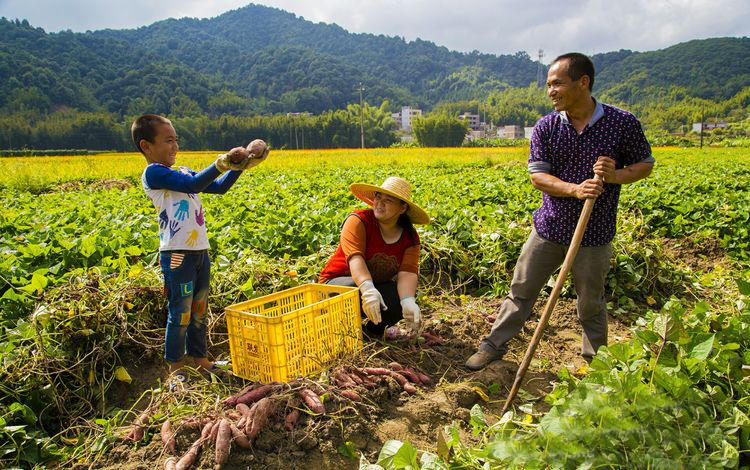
[[412, 114, 468, 147]]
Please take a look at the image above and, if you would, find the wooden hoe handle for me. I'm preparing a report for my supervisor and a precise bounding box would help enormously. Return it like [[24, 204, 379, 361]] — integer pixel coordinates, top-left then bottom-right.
[[501, 175, 603, 414]]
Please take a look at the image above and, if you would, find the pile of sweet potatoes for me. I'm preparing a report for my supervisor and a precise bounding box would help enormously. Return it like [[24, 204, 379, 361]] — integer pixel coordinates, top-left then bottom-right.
[[125, 362, 433, 469]]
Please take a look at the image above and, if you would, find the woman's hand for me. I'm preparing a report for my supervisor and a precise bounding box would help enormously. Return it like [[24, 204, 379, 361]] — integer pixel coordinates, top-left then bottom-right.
[[359, 280, 387, 324], [400, 296, 421, 333]]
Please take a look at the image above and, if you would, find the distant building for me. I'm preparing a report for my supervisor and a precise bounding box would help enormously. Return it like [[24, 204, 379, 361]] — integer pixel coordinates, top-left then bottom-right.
[[524, 126, 535, 139], [692, 121, 728, 132], [393, 106, 422, 131], [459, 113, 481, 130], [286, 112, 312, 117], [498, 125, 524, 139], [466, 130, 485, 141]]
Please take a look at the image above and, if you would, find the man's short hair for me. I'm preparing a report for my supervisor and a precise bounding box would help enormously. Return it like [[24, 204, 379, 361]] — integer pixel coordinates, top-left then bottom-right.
[[553, 53, 595, 91], [131, 114, 171, 155]]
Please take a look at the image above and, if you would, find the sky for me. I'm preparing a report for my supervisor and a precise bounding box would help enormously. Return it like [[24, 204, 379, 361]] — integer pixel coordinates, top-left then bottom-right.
[[0, 0, 748, 61]]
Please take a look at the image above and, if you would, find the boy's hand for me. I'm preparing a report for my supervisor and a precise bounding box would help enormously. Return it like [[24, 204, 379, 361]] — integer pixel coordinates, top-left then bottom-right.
[[215, 147, 250, 172], [239, 139, 269, 171]]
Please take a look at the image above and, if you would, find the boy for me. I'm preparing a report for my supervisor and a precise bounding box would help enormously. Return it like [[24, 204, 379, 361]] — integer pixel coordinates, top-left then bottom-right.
[[131, 114, 268, 384]]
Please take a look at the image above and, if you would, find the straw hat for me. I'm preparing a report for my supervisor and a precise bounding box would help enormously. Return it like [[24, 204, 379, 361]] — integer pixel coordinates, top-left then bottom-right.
[[349, 177, 431, 225]]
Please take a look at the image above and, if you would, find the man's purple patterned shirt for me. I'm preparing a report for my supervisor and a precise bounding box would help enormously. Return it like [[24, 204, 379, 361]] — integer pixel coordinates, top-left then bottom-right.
[[528, 99, 654, 246]]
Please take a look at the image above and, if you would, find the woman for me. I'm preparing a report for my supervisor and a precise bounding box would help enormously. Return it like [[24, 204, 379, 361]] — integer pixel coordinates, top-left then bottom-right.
[[319, 176, 430, 336]]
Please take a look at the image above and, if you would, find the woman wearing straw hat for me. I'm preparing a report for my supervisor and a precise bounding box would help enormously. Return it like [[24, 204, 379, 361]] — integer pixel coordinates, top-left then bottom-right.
[[319, 177, 430, 336]]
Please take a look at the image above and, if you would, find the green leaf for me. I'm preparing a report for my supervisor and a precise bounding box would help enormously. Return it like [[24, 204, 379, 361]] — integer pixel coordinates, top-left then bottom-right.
[[737, 278, 750, 296], [391, 442, 419, 469], [689, 334, 715, 360], [377, 440, 403, 468], [469, 403, 487, 433], [80, 236, 98, 258], [419, 452, 448, 470], [338, 441, 358, 460]]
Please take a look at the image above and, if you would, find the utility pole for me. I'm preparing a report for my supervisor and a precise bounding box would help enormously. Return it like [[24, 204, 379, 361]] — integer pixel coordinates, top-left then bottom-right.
[[358, 82, 365, 149], [536, 48, 545, 88], [700, 104, 705, 149]]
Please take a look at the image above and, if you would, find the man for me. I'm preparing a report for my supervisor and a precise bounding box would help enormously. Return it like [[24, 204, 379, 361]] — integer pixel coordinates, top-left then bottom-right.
[[465, 52, 654, 370]]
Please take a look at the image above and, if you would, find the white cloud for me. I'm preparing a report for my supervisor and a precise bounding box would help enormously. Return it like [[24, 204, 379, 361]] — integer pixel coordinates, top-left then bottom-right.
[[0, 0, 747, 60]]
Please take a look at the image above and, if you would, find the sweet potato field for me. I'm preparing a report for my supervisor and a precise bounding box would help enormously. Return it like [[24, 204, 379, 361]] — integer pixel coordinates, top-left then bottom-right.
[[1, 147, 749, 469]]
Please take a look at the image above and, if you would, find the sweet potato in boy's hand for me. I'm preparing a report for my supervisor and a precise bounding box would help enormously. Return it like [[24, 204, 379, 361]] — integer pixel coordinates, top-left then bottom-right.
[[247, 139, 268, 158]]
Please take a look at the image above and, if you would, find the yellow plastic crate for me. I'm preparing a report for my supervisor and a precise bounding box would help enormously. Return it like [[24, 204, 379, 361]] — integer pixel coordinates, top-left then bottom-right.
[[225, 283, 363, 383]]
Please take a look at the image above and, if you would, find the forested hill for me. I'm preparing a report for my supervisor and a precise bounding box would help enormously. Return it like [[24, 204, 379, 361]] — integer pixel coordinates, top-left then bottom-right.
[[1, 3, 749, 118]]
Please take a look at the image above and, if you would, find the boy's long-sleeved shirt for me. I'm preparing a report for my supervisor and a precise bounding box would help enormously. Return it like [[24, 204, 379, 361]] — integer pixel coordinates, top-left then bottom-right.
[[141, 163, 242, 251]]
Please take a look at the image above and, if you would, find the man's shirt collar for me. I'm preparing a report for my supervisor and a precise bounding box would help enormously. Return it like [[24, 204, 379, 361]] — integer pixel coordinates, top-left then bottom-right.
[[559, 98, 604, 128]]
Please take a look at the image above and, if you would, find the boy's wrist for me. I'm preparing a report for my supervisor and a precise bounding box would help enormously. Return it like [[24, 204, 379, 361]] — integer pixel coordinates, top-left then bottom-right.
[[214, 154, 230, 172]]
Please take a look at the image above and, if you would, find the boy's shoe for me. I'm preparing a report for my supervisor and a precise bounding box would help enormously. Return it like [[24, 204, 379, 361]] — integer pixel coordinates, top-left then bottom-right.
[[168, 373, 187, 392], [465, 349, 503, 371], [207, 361, 232, 379]]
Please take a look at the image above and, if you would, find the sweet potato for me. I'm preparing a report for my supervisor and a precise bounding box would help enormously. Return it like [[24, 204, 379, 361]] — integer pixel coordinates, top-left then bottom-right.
[[299, 388, 325, 414], [214, 419, 232, 468], [236, 403, 252, 418], [485, 314, 497, 324], [230, 422, 252, 449], [388, 371, 408, 386], [384, 325, 408, 341], [161, 419, 177, 454], [344, 368, 364, 385], [248, 397, 276, 439], [284, 408, 300, 432], [237, 416, 246, 429], [165, 456, 178, 470], [243, 401, 259, 436], [176, 439, 201, 470], [223, 384, 255, 407], [210, 418, 220, 443], [387, 361, 404, 371], [339, 390, 362, 402], [200, 420, 215, 442], [400, 368, 422, 385], [333, 371, 357, 388], [126, 411, 150, 442], [421, 331, 444, 345], [235, 384, 274, 406], [414, 369, 432, 385], [403, 382, 417, 394], [363, 367, 391, 376]]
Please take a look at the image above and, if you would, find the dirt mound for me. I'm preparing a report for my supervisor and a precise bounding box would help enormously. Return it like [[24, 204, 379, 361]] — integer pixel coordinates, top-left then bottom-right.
[[56, 178, 134, 192]]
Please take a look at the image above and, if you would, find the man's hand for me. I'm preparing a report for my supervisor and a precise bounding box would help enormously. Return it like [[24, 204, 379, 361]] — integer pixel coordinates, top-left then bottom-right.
[[573, 178, 604, 200], [400, 296, 421, 333], [593, 156, 616, 183], [359, 280, 387, 324]]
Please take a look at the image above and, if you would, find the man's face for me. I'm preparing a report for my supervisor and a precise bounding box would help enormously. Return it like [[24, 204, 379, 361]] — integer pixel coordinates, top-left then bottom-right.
[[546, 60, 587, 112], [143, 122, 178, 167]]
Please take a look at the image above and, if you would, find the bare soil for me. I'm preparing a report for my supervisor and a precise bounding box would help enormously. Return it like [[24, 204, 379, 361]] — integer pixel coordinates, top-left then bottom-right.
[[83, 293, 632, 470]]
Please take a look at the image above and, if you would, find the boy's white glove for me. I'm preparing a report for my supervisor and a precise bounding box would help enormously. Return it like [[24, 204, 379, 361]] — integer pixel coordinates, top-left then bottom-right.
[[239, 146, 269, 171], [400, 296, 421, 333], [359, 280, 386, 324], [215, 147, 250, 172]]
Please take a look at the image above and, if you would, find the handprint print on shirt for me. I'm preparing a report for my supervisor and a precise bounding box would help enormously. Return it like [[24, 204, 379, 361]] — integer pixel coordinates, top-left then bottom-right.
[[159, 209, 169, 229], [195, 206, 205, 226], [173, 200, 190, 221], [169, 220, 181, 238], [185, 230, 199, 247]]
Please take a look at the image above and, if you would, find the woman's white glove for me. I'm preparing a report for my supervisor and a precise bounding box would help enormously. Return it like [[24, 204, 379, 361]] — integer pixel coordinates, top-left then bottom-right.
[[400, 296, 421, 332], [359, 280, 386, 324]]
